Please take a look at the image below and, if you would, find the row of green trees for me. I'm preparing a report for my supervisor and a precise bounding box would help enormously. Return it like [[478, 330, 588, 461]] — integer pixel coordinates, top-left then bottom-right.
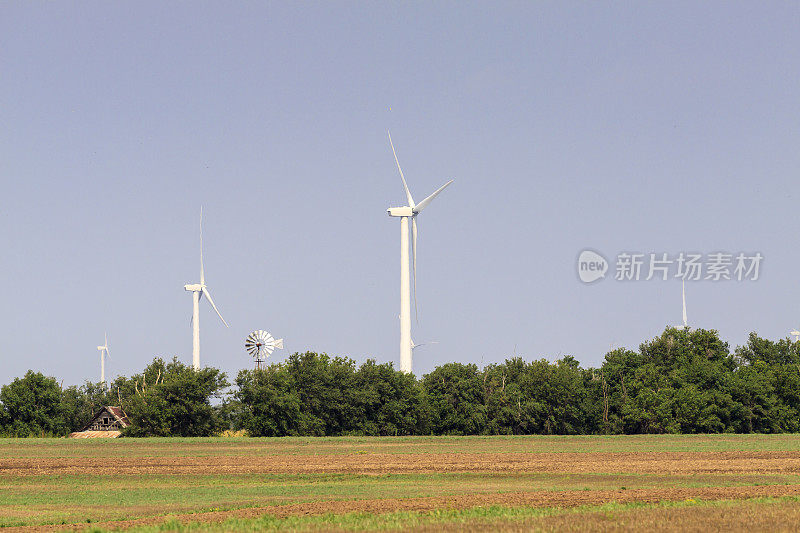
[[0, 359, 229, 437], [2, 328, 800, 437]]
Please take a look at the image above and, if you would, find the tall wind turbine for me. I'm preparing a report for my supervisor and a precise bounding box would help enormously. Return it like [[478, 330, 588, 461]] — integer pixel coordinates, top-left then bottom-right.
[[678, 279, 688, 329], [386, 131, 453, 373], [96, 333, 110, 386], [184, 208, 229, 370]]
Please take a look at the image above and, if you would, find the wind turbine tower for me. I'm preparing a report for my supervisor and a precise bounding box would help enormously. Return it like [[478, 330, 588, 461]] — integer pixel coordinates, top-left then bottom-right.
[[386, 132, 453, 373], [682, 279, 688, 328], [675, 279, 689, 330], [184, 208, 229, 370]]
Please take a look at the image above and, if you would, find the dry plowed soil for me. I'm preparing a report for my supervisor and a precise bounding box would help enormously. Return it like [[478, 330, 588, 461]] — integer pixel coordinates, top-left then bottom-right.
[[4, 437, 800, 531]]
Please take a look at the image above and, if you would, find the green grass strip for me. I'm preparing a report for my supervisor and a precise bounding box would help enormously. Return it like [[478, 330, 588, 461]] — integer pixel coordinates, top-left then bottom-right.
[[79, 495, 800, 532]]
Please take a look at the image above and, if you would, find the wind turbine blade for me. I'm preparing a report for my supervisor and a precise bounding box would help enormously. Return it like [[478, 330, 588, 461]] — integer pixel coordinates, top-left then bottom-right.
[[202, 288, 229, 327], [387, 131, 415, 207], [413, 180, 453, 214], [411, 340, 438, 350], [199, 206, 205, 286], [682, 280, 688, 327], [412, 216, 418, 323]]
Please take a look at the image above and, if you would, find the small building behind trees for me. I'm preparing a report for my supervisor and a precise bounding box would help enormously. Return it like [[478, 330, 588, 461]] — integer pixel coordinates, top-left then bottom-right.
[[69, 406, 130, 438]]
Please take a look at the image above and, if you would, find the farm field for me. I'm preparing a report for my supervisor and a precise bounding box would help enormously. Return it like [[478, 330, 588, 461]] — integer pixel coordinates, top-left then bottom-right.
[[2, 435, 800, 531]]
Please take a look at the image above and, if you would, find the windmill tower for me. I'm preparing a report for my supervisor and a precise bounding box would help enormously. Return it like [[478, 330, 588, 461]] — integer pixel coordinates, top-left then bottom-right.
[[386, 131, 453, 373]]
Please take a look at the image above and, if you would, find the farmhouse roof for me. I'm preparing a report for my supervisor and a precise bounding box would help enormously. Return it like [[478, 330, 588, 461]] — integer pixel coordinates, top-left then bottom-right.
[[106, 406, 131, 427], [79, 406, 131, 432]]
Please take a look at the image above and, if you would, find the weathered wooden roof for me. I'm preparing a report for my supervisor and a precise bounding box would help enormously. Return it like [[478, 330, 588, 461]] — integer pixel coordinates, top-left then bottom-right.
[[79, 406, 131, 432], [106, 406, 131, 427]]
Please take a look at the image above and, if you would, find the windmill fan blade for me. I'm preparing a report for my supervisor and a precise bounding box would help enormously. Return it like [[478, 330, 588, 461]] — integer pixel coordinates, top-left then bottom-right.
[[245, 332, 258, 347], [262, 332, 275, 355], [387, 131, 415, 207], [414, 180, 453, 213], [245, 330, 282, 362], [202, 288, 229, 327], [412, 216, 418, 323]]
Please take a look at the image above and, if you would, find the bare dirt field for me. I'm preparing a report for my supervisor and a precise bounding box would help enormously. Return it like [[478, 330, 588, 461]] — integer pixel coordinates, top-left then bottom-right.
[[3, 435, 800, 531], [5, 450, 800, 476]]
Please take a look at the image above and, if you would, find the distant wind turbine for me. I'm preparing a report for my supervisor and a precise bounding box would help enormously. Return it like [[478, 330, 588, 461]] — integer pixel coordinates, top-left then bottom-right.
[[97, 333, 111, 386], [677, 279, 689, 329], [184, 208, 229, 370], [386, 131, 453, 373], [791, 330, 800, 342]]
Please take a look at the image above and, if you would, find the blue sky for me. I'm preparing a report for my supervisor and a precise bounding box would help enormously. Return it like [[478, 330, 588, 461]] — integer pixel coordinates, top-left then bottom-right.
[[1, 2, 799, 386]]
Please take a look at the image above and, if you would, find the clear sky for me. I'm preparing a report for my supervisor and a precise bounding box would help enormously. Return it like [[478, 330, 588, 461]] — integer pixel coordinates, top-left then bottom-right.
[[2, 2, 799, 387]]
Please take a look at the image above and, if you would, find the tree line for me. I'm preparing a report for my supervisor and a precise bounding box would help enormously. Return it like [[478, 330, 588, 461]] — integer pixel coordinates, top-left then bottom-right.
[[2, 327, 800, 437]]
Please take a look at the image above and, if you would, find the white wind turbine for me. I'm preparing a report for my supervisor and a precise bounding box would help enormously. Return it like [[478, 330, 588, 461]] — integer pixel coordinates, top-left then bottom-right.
[[96, 333, 111, 386], [677, 279, 689, 329], [184, 208, 229, 370], [386, 131, 453, 373]]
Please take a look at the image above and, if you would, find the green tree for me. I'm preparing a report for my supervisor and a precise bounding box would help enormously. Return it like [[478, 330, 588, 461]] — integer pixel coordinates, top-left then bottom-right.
[[601, 328, 742, 434], [733, 333, 800, 432], [483, 356, 591, 435], [235, 366, 302, 436], [0, 371, 67, 437], [122, 358, 229, 437], [423, 363, 487, 435], [352, 359, 429, 435], [61, 381, 116, 433], [283, 352, 361, 436]]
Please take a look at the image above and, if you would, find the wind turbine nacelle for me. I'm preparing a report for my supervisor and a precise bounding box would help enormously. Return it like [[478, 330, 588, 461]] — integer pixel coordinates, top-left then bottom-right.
[[184, 283, 203, 291], [97, 346, 105, 351], [387, 206, 413, 217]]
